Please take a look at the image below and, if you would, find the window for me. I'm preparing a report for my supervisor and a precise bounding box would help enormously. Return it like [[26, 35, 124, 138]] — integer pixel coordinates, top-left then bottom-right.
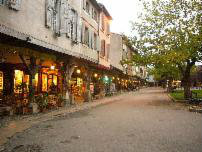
[[91, 7, 94, 18], [86, 1, 89, 14], [106, 23, 110, 35], [101, 40, 106, 57], [106, 44, 110, 59], [101, 14, 105, 31], [84, 26, 89, 45], [94, 33, 97, 50], [42, 74, 48, 92], [93, 10, 98, 22], [0, 0, 4, 5], [13, 70, 31, 94], [0, 71, 3, 92], [48, 74, 58, 92], [34, 73, 38, 92]]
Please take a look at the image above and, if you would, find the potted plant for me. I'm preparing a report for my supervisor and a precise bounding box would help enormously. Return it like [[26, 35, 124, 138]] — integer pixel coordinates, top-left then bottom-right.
[[35, 93, 49, 112]]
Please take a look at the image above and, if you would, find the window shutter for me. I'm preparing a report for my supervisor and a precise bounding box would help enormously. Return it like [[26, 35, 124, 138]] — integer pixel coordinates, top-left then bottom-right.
[[107, 23, 110, 35], [97, 36, 101, 52], [8, 0, 21, 11], [92, 32, 94, 49], [102, 14, 105, 30], [0, 0, 4, 5], [54, 1, 60, 36], [66, 8, 72, 38], [83, 0, 86, 10], [81, 22, 85, 43], [88, 29, 91, 47], [45, 0, 54, 28], [77, 19, 81, 43], [106, 44, 110, 59], [60, 0, 69, 34], [72, 11, 78, 42]]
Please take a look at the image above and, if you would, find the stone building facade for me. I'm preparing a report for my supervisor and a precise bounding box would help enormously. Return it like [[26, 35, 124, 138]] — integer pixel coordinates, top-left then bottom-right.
[[0, 0, 147, 115]]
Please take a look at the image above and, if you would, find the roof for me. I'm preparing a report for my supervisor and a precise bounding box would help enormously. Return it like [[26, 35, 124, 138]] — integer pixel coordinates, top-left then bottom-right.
[[98, 3, 113, 20], [89, 0, 101, 11]]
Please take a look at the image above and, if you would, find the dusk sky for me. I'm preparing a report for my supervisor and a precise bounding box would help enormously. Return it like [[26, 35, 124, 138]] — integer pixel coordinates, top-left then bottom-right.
[[97, 0, 142, 36]]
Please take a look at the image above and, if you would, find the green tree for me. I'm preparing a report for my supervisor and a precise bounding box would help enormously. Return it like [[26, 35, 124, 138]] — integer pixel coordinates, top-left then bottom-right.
[[130, 0, 202, 98]]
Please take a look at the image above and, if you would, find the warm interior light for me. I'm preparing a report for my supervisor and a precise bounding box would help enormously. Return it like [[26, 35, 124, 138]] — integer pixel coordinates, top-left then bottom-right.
[[50, 65, 55, 70], [112, 77, 115, 80], [76, 69, 81, 74], [94, 73, 98, 78]]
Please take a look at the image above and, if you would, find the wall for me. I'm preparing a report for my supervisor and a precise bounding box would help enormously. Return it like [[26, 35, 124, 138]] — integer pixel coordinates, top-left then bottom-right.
[[109, 33, 123, 70], [98, 11, 111, 68], [0, 0, 98, 62]]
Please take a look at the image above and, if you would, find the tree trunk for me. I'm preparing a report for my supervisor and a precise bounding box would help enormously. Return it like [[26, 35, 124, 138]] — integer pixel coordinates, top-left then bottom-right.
[[181, 67, 192, 99], [178, 60, 196, 100], [184, 80, 191, 99]]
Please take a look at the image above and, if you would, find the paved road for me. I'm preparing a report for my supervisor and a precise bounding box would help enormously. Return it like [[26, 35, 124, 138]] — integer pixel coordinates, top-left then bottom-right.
[[1, 88, 202, 152]]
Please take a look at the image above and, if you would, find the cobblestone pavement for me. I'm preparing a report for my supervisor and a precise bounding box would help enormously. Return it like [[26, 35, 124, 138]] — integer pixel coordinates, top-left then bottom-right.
[[1, 87, 202, 152]]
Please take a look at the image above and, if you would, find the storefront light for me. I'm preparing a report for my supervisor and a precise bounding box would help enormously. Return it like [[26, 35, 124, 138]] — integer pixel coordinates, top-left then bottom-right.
[[104, 75, 109, 81], [76, 69, 81, 74], [94, 73, 98, 78], [112, 77, 115, 80], [50, 65, 55, 70]]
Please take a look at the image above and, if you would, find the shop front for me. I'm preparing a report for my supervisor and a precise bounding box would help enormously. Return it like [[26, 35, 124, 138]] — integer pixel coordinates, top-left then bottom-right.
[[0, 46, 66, 115], [69, 67, 86, 104]]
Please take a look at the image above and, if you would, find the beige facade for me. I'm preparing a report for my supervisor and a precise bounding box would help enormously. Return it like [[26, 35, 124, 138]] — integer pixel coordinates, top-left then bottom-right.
[[122, 43, 133, 76], [80, 0, 100, 62], [0, 0, 99, 63], [98, 4, 111, 69], [109, 33, 123, 70]]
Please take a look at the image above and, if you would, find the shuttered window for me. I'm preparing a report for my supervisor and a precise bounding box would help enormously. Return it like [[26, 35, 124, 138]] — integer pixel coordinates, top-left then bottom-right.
[[86, 1, 90, 14], [106, 44, 110, 59], [84, 26, 89, 45], [101, 40, 106, 57], [0, 0, 5, 5], [94, 33, 97, 50], [9, 0, 21, 11], [106, 23, 110, 35], [101, 14, 105, 31]]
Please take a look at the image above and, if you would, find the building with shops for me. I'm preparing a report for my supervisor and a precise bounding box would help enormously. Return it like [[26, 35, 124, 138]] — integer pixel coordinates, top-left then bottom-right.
[[0, 0, 147, 115]]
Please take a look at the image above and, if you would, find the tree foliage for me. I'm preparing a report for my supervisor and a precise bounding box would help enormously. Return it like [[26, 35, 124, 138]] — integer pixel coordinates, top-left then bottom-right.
[[130, 0, 202, 98]]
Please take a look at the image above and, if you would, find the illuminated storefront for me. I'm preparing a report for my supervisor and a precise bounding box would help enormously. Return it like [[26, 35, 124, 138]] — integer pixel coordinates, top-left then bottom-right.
[[0, 71, 3, 93], [70, 68, 86, 103], [41, 67, 59, 93]]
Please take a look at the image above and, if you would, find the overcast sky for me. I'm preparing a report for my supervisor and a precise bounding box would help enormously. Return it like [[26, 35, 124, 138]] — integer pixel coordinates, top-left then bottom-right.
[[97, 0, 142, 36]]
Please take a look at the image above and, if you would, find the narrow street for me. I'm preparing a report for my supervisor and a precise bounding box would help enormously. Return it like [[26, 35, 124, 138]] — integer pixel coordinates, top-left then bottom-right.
[[1, 88, 202, 152]]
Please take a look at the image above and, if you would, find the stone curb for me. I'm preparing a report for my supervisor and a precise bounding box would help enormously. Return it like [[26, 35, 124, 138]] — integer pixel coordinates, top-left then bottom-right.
[[167, 93, 188, 103]]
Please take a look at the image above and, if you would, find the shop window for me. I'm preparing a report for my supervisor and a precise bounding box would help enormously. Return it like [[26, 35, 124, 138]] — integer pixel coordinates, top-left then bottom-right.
[[14, 70, 23, 93], [42, 74, 48, 92], [48, 74, 58, 92], [53, 75, 58, 85], [0, 71, 3, 92], [34, 73, 38, 91], [23, 74, 30, 92]]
